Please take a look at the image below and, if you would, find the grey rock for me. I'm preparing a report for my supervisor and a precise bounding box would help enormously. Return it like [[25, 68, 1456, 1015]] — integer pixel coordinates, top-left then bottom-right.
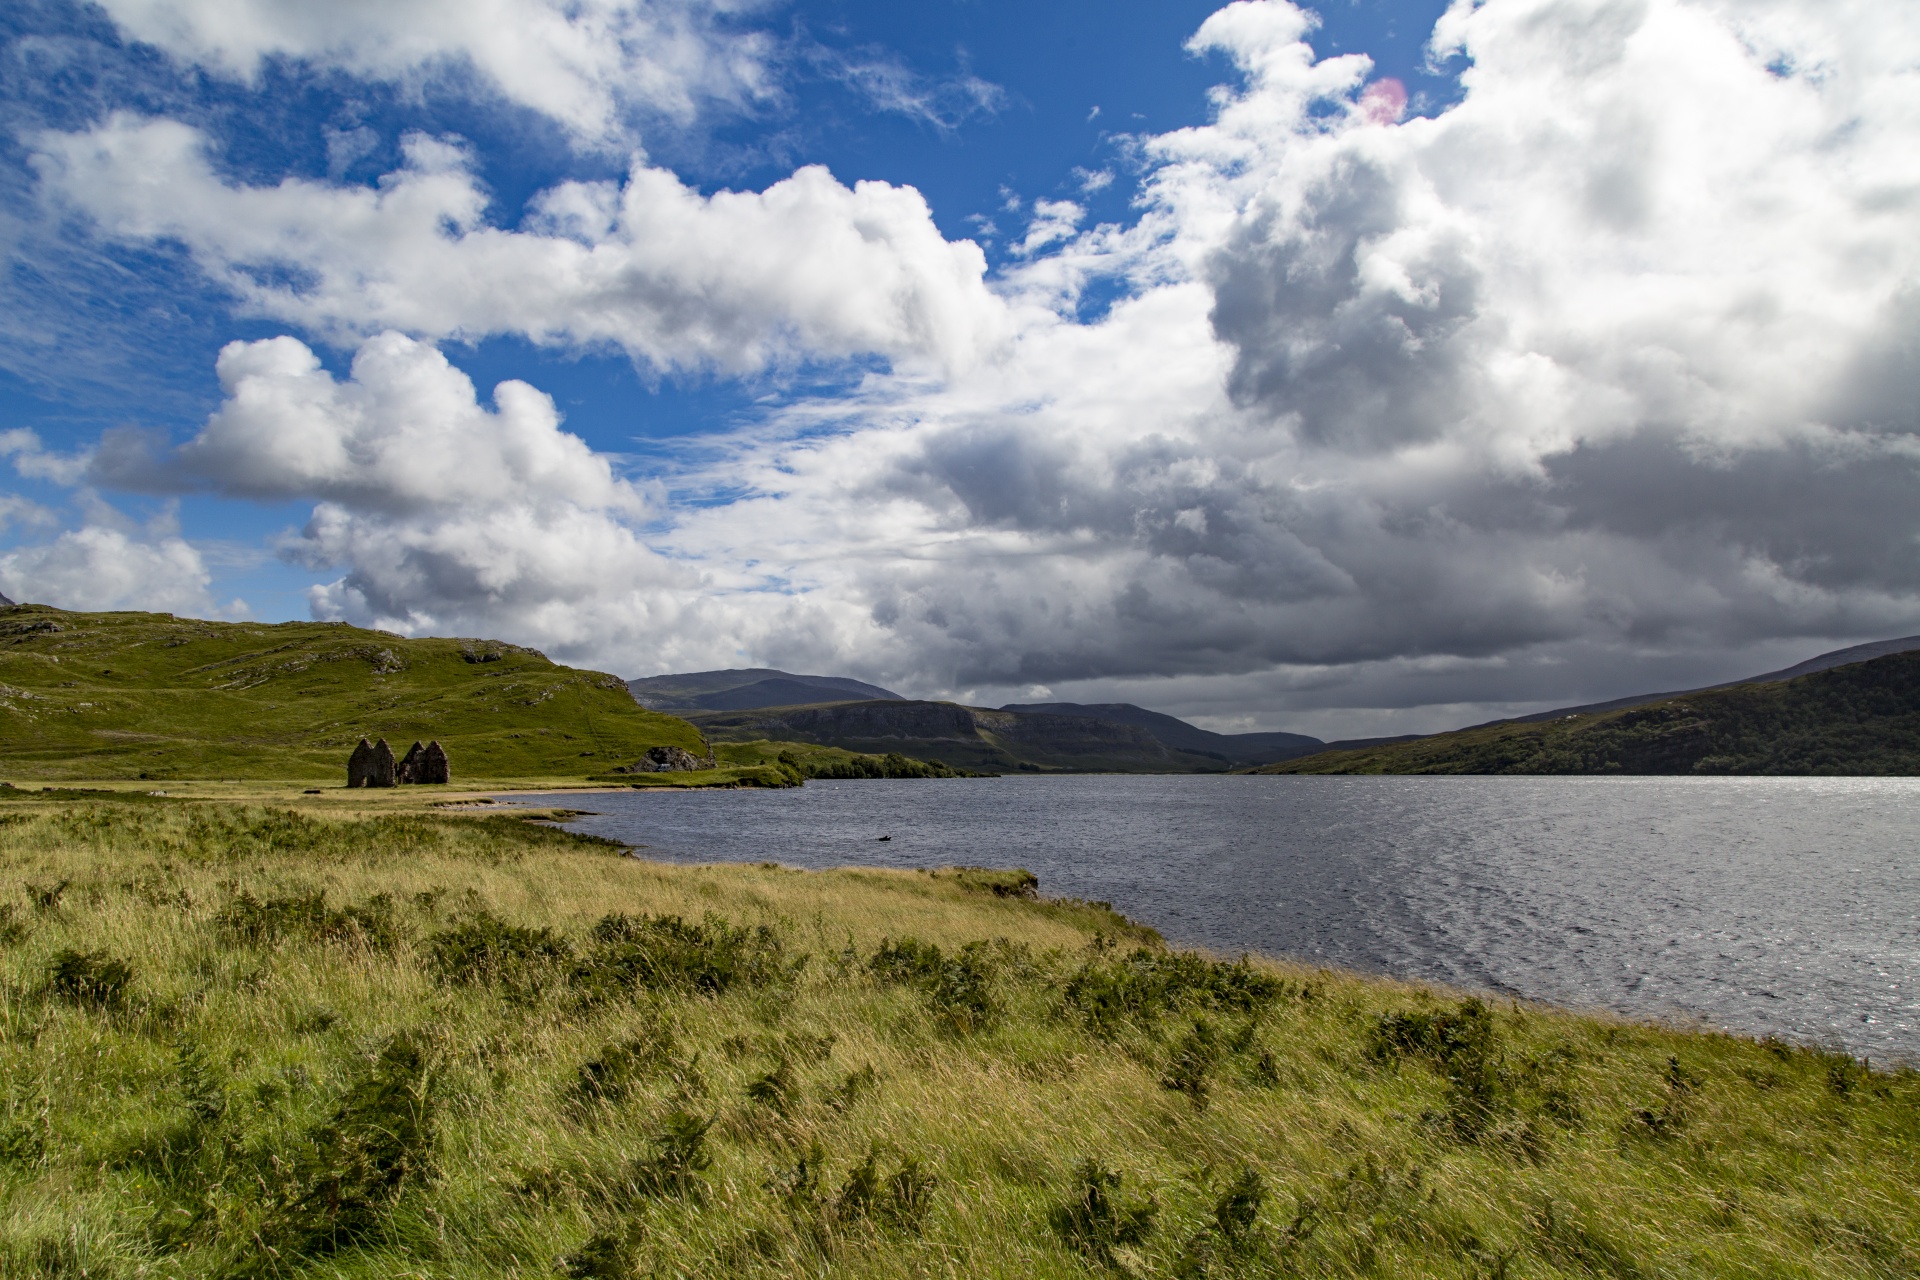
[[611, 745, 716, 773]]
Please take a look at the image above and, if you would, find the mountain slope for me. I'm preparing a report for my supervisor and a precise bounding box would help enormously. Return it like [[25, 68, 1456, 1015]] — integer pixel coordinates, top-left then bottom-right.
[[1258, 649, 1920, 775], [628, 668, 902, 711], [1473, 635, 1920, 730], [0, 604, 704, 781], [685, 699, 1234, 773], [1001, 701, 1322, 765], [1740, 634, 1920, 684]]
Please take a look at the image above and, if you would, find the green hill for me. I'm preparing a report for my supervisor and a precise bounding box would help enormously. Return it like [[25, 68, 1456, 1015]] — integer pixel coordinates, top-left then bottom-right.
[[0, 604, 706, 783], [1258, 649, 1920, 775]]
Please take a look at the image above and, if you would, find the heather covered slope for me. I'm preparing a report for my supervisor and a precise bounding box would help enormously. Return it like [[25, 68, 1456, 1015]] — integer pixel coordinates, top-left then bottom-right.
[[0, 605, 705, 782], [1260, 650, 1920, 775], [0, 792, 1912, 1278]]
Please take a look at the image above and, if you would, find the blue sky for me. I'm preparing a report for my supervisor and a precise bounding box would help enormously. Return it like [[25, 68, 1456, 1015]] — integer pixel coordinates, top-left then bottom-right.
[[3, 0, 1451, 614], [2, 0, 1916, 737]]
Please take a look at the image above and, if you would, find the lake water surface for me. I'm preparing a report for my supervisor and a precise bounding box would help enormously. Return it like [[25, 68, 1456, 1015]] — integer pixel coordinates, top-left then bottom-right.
[[515, 776, 1919, 1060]]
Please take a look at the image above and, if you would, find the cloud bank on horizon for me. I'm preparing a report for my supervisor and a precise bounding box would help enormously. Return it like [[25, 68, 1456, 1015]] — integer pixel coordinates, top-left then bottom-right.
[[2, 0, 1918, 737]]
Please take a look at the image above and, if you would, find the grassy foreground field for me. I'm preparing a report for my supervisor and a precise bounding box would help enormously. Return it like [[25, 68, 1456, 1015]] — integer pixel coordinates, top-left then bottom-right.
[[0, 792, 1913, 1279]]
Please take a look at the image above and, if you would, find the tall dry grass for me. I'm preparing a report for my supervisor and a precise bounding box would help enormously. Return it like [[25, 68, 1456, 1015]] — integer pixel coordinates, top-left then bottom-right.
[[0, 795, 1912, 1278]]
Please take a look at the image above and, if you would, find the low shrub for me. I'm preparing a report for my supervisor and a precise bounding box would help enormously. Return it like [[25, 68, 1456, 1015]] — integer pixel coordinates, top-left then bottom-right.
[[1175, 1166, 1270, 1277], [882, 1156, 938, 1232], [573, 1026, 678, 1106], [627, 1110, 713, 1200], [1370, 998, 1501, 1137], [943, 867, 1040, 899], [1161, 1018, 1225, 1110], [746, 1058, 800, 1116], [176, 1044, 227, 1129], [26, 879, 70, 913], [573, 912, 792, 1002], [768, 1142, 938, 1236], [559, 1221, 646, 1279], [868, 937, 1001, 1031], [216, 890, 402, 952], [425, 912, 573, 988], [254, 1031, 438, 1262], [44, 948, 134, 1012], [1630, 1056, 1703, 1140], [1064, 949, 1289, 1034], [831, 1063, 877, 1111], [1052, 1158, 1156, 1265]]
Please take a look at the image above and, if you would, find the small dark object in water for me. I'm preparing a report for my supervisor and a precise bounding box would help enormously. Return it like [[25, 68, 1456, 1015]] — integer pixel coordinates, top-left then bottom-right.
[[876, 835, 892, 842]]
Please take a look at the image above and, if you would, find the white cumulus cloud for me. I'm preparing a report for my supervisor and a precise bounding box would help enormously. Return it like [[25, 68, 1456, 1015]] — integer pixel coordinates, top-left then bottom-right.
[[35, 118, 1011, 377], [119, 329, 861, 669], [41, 0, 1920, 729], [91, 0, 776, 146], [0, 526, 221, 615], [656, 0, 1920, 714]]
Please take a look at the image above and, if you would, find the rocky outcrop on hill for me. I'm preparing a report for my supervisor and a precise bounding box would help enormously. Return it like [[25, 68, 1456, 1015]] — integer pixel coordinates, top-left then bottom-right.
[[611, 745, 717, 773]]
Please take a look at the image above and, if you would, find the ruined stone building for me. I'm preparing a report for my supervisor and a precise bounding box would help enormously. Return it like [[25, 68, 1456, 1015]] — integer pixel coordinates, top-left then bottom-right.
[[397, 740, 450, 784], [347, 737, 449, 787], [347, 737, 394, 787]]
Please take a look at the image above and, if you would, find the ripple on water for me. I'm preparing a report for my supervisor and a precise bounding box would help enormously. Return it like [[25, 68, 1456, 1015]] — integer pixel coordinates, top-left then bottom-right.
[[515, 775, 1920, 1060]]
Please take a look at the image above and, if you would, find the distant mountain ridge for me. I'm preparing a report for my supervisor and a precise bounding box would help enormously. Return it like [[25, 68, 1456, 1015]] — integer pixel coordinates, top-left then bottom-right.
[[682, 698, 1237, 774], [1000, 702, 1322, 765], [1471, 635, 1920, 730], [1261, 647, 1920, 776], [630, 635, 1920, 776], [628, 668, 1329, 772], [627, 668, 902, 712]]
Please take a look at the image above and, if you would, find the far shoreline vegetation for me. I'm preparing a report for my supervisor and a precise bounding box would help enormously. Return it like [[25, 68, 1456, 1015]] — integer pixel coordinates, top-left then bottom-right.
[[0, 789, 1913, 1278]]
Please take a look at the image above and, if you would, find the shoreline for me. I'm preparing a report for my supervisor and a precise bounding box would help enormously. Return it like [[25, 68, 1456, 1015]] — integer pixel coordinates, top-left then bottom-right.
[[517, 779, 1919, 1065]]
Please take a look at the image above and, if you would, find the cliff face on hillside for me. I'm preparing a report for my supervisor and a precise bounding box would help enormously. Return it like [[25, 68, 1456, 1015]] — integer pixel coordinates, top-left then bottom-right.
[[686, 699, 1228, 773], [1261, 650, 1920, 776]]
